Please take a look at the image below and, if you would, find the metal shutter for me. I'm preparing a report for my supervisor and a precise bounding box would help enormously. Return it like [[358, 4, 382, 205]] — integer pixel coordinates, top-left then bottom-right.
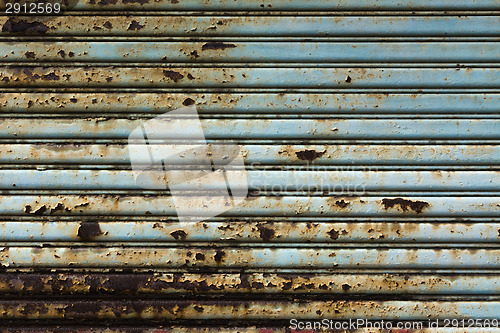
[[0, 0, 499, 331]]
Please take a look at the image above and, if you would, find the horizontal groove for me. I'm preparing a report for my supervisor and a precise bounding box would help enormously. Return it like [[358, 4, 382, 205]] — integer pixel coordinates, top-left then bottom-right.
[[1, 221, 499, 243], [0, 195, 499, 217], [0, 118, 499, 140], [1, 216, 498, 222], [1, 67, 498, 89], [1, 93, 499, 115], [3, 11, 500, 15], [2, 243, 499, 248], [0, 143, 498, 166], [2, 88, 500, 93], [2, 191, 500, 197], [0, 41, 498, 63], [2, 140, 500, 145], [2, 166, 500, 172], [1, 16, 499, 37], [0, 272, 499, 295], [3, 247, 500, 269], [1, 62, 500, 68], [0, 170, 498, 192], [0, 327, 497, 333], [3, 114, 500, 119]]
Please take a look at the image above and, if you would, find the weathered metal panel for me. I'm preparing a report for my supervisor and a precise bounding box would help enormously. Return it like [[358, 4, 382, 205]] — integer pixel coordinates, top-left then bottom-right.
[[0, 0, 499, 329]]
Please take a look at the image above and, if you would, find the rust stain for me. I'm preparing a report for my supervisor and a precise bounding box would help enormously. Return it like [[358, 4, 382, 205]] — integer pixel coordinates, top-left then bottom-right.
[[201, 42, 237, 51], [122, 0, 149, 4], [382, 198, 430, 214], [170, 230, 187, 240], [127, 20, 145, 31], [24, 51, 36, 59], [214, 249, 225, 263], [295, 149, 325, 161], [163, 70, 184, 82], [182, 98, 195, 106], [2, 18, 49, 33], [77, 221, 103, 241], [257, 225, 275, 241], [327, 229, 339, 240], [335, 200, 349, 209]]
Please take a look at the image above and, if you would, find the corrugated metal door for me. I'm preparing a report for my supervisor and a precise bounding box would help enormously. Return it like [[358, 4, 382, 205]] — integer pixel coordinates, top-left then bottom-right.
[[0, 0, 499, 331]]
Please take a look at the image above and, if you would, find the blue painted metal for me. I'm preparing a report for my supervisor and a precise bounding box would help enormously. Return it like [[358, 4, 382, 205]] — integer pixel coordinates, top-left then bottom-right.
[[0, 0, 499, 326]]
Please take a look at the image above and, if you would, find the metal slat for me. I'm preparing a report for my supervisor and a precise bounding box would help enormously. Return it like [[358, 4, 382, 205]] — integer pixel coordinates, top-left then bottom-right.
[[0, 93, 498, 115], [2, 67, 497, 88], [1, 273, 499, 295], [56, 0, 500, 11], [2, 247, 500, 269], [2, 195, 499, 217], [1, 170, 499, 191], [0, 118, 499, 140], [1, 144, 499, 166], [1, 16, 499, 37], [1, 300, 500, 320], [1, 221, 499, 243], [1, 42, 499, 63]]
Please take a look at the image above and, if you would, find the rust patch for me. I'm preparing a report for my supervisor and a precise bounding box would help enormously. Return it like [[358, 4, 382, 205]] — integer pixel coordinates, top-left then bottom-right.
[[201, 42, 237, 51], [257, 225, 275, 241], [90, 0, 118, 4], [182, 98, 195, 106], [341, 283, 351, 291], [214, 250, 225, 263], [163, 70, 184, 82], [295, 149, 325, 161], [382, 198, 430, 214], [77, 221, 103, 241], [2, 18, 49, 34], [122, 0, 149, 4], [335, 200, 349, 208], [128, 20, 144, 31], [327, 229, 339, 240], [24, 51, 35, 59], [170, 230, 187, 240]]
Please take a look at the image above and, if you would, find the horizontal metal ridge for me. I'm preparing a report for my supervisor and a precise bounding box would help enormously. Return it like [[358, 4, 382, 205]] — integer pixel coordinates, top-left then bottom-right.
[[0, 299, 500, 320], [2, 93, 499, 114], [0, 170, 499, 191], [0, 119, 499, 140], [2, 272, 500, 295], [0, 273, 498, 295], [2, 144, 498, 166], [1, 42, 499, 63], [2, 67, 498, 88], [1, 221, 499, 243], [1, 195, 499, 217], [1, 16, 499, 37], [2, 247, 500, 269], [7, 0, 499, 11]]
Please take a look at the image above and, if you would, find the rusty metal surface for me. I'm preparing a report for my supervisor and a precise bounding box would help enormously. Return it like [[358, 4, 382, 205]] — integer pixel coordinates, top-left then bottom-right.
[[1, 273, 499, 295], [0, 0, 499, 329], [1, 16, 499, 37], [2, 221, 500, 243]]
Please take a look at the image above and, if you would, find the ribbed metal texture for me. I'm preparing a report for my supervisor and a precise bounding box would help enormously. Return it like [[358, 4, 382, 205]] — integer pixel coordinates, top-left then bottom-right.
[[0, 0, 499, 331]]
